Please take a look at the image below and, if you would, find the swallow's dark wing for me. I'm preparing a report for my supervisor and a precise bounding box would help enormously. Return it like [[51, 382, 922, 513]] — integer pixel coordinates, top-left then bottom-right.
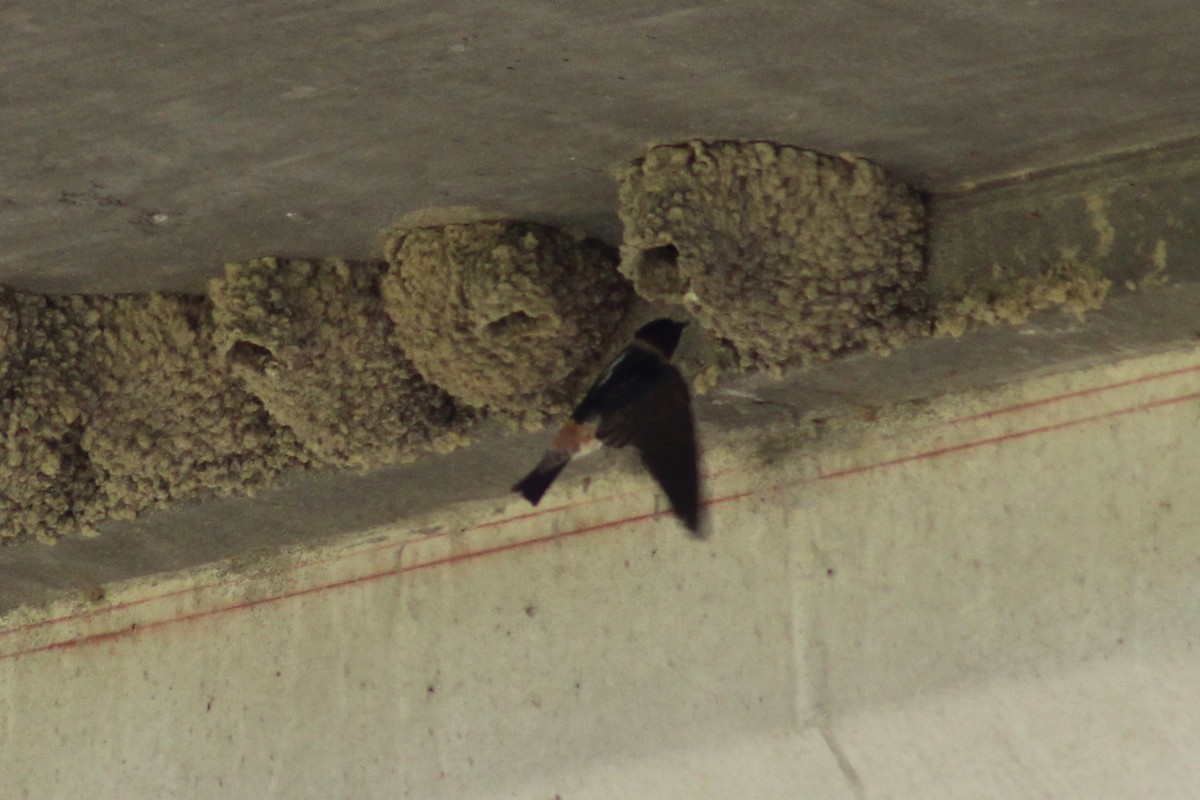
[[596, 366, 703, 536]]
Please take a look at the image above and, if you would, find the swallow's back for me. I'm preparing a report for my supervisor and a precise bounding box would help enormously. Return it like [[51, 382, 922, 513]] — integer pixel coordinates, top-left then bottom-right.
[[571, 343, 670, 423]]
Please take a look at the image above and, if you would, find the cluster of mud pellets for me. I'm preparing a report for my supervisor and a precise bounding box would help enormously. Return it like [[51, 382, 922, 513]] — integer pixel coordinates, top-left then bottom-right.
[[0, 140, 1109, 543]]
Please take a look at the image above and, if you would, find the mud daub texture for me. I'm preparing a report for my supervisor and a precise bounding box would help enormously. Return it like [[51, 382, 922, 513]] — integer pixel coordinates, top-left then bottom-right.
[[382, 221, 632, 421], [0, 289, 303, 543], [1, 228, 634, 544], [617, 140, 929, 367], [210, 258, 473, 469], [1, 144, 1114, 544], [933, 259, 1112, 338]]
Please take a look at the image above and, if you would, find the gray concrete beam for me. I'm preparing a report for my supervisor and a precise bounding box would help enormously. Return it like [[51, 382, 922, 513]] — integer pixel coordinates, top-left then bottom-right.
[[4, 1, 1200, 293], [928, 140, 1200, 299]]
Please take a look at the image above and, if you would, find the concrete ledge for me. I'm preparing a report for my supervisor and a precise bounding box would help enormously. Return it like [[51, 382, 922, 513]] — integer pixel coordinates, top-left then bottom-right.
[[3, 281, 1200, 614], [4, 284, 1200, 797], [928, 140, 1200, 297]]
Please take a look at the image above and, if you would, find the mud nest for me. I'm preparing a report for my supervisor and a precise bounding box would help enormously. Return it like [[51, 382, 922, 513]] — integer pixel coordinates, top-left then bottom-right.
[[617, 140, 929, 367], [0, 289, 302, 543], [381, 220, 633, 420], [210, 257, 473, 469]]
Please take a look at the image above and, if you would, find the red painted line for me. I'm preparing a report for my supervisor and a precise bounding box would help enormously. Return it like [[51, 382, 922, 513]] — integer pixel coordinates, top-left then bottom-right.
[[936, 363, 1200, 428], [403, 511, 660, 573], [4, 568, 410, 661], [819, 389, 1200, 483], [0, 577, 236, 641], [404, 490, 756, 574], [1, 510, 679, 662], [0, 490, 630, 642], [2, 383, 1198, 662]]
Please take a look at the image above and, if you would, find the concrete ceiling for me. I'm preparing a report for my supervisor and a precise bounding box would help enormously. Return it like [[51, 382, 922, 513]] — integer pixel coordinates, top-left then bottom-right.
[[3, 0, 1200, 294]]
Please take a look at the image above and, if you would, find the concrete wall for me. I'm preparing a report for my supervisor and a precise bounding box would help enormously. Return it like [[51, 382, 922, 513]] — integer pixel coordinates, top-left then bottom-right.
[[7, 1, 1200, 295], [4, 343, 1200, 798]]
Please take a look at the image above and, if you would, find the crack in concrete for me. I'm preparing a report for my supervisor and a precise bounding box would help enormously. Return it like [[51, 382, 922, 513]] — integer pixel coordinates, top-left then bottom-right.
[[805, 513, 868, 798], [820, 719, 866, 799]]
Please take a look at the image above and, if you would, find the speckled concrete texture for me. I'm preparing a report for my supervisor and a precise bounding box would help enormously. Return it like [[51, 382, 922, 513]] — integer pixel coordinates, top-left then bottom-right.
[[5, 322, 1200, 798]]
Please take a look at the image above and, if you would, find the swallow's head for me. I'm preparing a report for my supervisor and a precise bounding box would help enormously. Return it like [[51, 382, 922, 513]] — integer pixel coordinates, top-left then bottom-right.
[[634, 318, 689, 358]]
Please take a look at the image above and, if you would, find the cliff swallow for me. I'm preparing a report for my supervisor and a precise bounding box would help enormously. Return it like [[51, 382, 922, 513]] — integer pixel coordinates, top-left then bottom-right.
[[513, 318, 704, 537]]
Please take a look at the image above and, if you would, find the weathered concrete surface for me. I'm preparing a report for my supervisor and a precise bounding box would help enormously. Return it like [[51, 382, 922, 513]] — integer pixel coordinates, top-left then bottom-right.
[[928, 140, 1200, 298], [3, 1, 1200, 293], [4, 283, 1200, 797], [6, 3, 1200, 794]]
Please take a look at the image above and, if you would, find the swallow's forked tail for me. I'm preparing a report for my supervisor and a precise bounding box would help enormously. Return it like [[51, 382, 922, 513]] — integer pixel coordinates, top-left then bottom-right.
[[512, 449, 572, 506]]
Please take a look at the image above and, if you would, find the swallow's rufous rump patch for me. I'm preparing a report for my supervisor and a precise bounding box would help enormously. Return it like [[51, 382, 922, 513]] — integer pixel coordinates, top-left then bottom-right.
[[553, 421, 599, 454]]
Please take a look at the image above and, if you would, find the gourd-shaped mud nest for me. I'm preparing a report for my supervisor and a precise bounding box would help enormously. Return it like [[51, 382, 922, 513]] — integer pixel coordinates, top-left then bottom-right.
[[617, 140, 930, 367], [381, 220, 633, 421]]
